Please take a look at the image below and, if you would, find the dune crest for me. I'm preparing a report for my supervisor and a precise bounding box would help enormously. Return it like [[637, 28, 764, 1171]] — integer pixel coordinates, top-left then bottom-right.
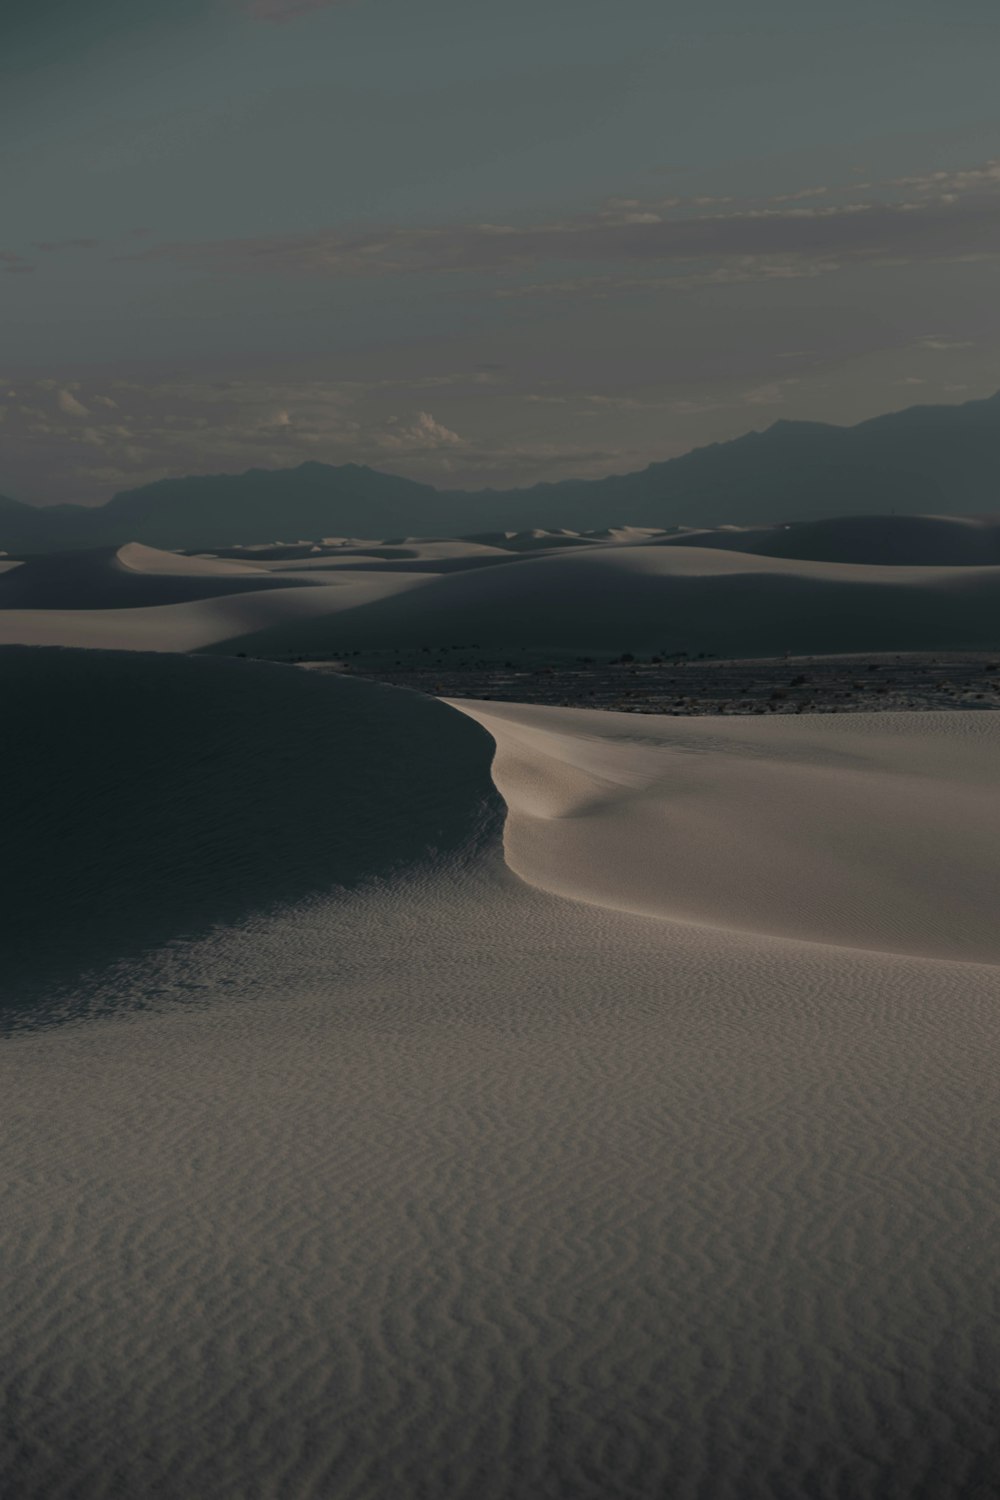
[[115, 542, 266, 576], [453, 698, 1000, 963]]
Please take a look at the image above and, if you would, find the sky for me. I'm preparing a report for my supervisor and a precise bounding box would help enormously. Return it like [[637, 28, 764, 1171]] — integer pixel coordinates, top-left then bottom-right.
[[3, 0, 1000, 505]]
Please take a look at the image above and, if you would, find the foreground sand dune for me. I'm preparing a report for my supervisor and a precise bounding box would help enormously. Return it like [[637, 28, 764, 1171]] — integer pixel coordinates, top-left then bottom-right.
[[454, 699, 1000, 962], [2, 650, 998, 1497], [1, 649, 498, 1003]]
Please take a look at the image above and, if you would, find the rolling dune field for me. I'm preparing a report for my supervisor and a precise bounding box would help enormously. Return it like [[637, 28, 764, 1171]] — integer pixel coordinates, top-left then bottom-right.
[[5, 521, 1000, 659]]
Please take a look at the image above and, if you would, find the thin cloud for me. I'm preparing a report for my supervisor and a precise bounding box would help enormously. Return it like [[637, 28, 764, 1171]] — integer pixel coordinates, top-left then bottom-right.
[[32, 238, 101, 252], [0, 374, 625, 503], [741, 380, 798, 407], [768, 186, 830, 204], [889, 160, 1000, 194], [584, 394, 664, 412], [492, 258, 843, 300], [377, 411, 463, 452], [125, 165, 1000, 285], [56, 389, 89, 417]]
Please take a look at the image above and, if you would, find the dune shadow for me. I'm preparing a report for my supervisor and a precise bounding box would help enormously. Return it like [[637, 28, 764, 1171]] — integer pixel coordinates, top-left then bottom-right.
[[1, 648, 502, 1028]]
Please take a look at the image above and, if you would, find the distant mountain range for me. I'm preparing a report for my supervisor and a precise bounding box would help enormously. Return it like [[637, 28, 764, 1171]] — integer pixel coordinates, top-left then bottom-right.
[[3, 390, 1000, 553]]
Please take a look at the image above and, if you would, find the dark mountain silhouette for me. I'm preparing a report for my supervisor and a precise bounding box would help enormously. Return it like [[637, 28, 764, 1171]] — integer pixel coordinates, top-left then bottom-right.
[[0, 493, 97, 553], [3, 391, 1000, 553]]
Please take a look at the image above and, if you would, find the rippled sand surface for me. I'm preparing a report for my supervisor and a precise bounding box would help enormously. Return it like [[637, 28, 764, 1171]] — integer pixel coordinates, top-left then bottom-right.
[[2, 663, 998, 1499]]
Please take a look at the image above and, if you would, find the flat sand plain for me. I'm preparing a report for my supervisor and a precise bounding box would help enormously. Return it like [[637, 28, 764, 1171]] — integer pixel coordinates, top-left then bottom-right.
[[2, 650, 998, 1499]]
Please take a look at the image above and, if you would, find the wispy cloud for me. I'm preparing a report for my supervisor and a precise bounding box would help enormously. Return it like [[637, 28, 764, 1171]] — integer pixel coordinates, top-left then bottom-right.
[[767, 186, 830, 204], [376, 410, 463, 453], [32, 238, 101, 253], [122, 160, 1000, 289], [55, 389, 89, 417], [914, 334, 975, 351], [889, 161, 1000, 195], [741, 379, 798, 407], [491, 258, 843, 300], [0, 374, 618, 502]]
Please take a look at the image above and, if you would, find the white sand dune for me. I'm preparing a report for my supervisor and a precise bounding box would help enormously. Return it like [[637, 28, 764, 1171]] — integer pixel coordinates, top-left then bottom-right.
[[5, 523, 1000, 659], [461, 528, 597, 551], [249, 537, 516, 570], [2, 653, 998, 1498], [0, 541, 305, 612], [0, 566, 432, 650], [661, 512, 1000, 565], [452, 698, 1000, 963], [581, 524, 666, 543], [219, 541, 1000, 657], [116, 541, 266, 576], [261, 536, 525, 576]]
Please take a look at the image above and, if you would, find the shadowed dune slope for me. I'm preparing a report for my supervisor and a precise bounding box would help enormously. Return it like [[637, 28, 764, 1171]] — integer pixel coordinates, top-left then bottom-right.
[[117, 542, 265, 576], [0, 569, 431, 650], [0, 543, 315, 610], [453, 699, 1000, 963], [661, 513, 1000, 565], [0, 650, 500, 1009], [6, 525, 1000, 658], [218, 543, 1000, 658], [261, 538, 526, 576]]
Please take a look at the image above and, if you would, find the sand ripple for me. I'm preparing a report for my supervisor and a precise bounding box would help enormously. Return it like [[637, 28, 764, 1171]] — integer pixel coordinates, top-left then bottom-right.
[[2, 670, 998, 1497]]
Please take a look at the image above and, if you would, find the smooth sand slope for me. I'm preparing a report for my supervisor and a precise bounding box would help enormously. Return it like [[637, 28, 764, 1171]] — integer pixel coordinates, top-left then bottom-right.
[[0, 544, 432, 650], [661, 513, 1000, 565], [221, 541, 1000, 658], [454, 698, 1000, 962], [263, 537, 521, 573], [5, 522, 1000, 658], [2, 653, 998, 1499], [0, 541, 291, 609]]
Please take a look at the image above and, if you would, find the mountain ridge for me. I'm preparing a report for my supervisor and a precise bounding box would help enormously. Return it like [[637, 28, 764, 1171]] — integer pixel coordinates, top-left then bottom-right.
[[3, 391, 1000, 552]]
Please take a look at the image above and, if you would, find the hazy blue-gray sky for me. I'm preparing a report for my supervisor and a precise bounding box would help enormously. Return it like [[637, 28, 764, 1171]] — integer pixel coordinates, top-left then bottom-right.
[[4, 0, 1000, 503]]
